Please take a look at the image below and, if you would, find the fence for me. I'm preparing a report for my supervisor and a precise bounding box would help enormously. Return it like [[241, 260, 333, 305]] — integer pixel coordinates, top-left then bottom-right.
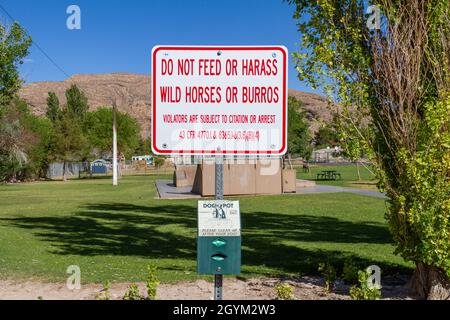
[[47, 162, 90, 180], [47, 161, 174, 180]]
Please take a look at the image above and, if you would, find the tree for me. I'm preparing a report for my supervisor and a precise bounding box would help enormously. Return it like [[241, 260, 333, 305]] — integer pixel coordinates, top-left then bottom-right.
[[287, 96, 311, 160], [290, 0, 450, 298], [340, 133, 364, 180], [0, 21, 32, 181], [45, 86, 91, 181], [65, 84, 88, 119], [0, 105, 30, 181], [0, 97, 52, 181], [0, 22, 32, 107], [314, 125, 339, 148], [83, 107, 141, 159], [153, 156, 164, 169], [135, 137, 152, 156], [14, 97, 53, 179], [25, 116, 53, 179], [337, 112, 368, 180], [46, 92, 60, 121], [52, 110, 87, 181]]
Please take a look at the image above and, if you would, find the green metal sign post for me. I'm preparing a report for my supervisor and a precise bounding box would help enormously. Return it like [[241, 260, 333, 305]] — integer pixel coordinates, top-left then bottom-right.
[[197, 154, 241, 300]]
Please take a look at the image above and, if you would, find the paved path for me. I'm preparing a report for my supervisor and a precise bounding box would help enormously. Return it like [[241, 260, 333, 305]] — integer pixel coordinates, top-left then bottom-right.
[[156, 179, 386, 199], [155, 180, 200, 199]]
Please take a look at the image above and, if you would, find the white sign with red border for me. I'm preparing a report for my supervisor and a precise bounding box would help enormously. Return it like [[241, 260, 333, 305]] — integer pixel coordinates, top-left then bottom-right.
[[151, 46, 287, 155]]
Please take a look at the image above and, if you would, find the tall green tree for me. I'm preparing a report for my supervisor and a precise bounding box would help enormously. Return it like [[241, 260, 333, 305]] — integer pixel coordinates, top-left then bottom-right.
[[0, 22, 32, 107], [290, 0, 450, 298], [83, 107, 141, 159], [287, 96, 311, 160], [65, 84, 88, 119], [52, 110, 87, 181], [46, 92, 60, 121], [314, 125, 339, 148], [46, 86, 90, 180]]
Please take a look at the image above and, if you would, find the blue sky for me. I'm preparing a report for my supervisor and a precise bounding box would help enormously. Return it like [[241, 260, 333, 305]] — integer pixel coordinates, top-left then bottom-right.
[[1, 0, 315, 93]]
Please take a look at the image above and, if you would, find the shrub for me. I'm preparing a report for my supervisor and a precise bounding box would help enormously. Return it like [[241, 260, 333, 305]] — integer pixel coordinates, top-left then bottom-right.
[[318, 262, 336, 294], [96, 280, 111, 300], [123, 284, 143, 300], [275, 283, 294, 300], [153, 157, 164, 168], [145, 265, 160, 300], [349, 270, 382, 300], [342, 258, 360, 284]]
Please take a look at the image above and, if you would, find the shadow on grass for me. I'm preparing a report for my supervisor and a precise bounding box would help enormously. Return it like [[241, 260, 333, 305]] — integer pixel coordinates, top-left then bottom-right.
[[0, 202, 411, 275]]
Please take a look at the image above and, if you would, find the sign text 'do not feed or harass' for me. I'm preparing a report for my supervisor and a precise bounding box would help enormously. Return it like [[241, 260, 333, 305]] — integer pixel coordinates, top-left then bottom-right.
[[151, 46, 288, 155]]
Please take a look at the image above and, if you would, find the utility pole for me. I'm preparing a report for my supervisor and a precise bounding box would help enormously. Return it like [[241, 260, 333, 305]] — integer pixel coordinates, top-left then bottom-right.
[[112, 102, 118, 186]]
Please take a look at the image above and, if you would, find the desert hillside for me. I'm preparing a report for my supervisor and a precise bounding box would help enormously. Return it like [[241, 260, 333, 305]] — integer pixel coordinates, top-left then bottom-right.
[[19, 73, 332, 138]]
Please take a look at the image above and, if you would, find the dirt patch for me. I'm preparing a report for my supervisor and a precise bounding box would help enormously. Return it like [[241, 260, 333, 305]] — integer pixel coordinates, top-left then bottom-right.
[[0, 275, 414, 300]]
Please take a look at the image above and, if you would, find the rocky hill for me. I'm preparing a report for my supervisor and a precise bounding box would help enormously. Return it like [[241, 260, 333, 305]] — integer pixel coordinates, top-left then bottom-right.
[[19, 73, 332, 137]]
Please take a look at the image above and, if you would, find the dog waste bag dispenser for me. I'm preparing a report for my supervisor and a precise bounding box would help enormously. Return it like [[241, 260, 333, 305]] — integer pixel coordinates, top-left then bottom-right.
[[197, 200, 241, 275]]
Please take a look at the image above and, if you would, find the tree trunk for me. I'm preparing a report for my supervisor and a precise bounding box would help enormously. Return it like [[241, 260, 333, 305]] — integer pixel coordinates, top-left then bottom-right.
[[288, 153, 293, 170], [355, 160, 361, 181], [411, 263, 450, 300], [62, 161, 67, 182]]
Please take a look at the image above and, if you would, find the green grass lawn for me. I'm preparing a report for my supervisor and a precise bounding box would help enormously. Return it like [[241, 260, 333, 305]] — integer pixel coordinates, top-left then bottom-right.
[[297, 164, 378, 190], [0, 175, 412, 284]]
